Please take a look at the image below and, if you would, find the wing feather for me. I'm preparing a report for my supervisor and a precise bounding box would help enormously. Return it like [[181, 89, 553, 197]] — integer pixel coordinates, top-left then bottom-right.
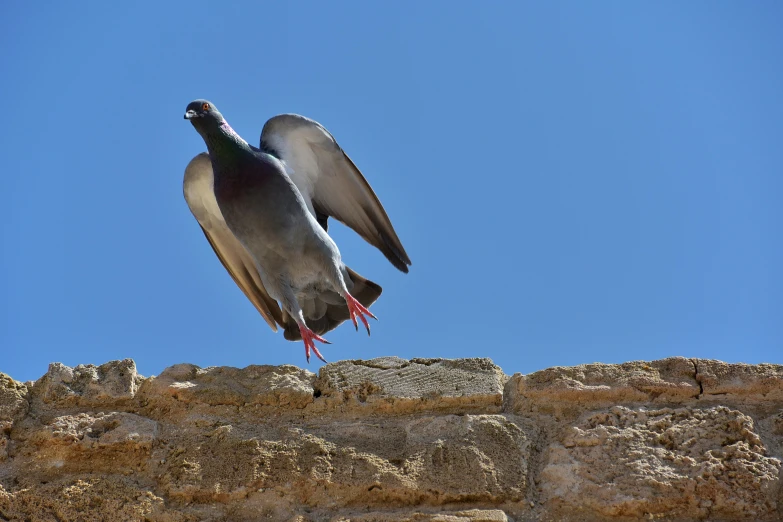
[[183, 152, 283, 331], [260, 114, 411, 273]]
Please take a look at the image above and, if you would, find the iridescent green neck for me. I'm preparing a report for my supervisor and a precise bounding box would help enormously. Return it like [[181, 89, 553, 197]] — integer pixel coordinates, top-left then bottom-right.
[[203, 120, 252, 158]]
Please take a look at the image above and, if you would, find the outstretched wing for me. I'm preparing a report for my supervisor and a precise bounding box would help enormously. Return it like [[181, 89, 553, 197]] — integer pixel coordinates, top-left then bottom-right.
[[183, 152, 283, 331], [260, 114, 411, 273]]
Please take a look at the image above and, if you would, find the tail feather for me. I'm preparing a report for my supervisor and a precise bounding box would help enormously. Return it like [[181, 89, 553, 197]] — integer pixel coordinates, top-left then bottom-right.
[[283, 267, 382, 341]]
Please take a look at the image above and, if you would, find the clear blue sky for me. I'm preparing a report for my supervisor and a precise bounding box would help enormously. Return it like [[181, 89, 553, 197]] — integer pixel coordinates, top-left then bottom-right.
[[2, 2, 781, 382]]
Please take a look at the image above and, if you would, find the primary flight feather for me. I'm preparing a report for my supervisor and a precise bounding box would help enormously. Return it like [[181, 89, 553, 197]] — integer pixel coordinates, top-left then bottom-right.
[[182, 100, 410, 361]]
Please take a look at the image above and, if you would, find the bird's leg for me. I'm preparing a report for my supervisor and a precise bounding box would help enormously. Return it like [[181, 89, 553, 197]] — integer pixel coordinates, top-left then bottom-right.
[[279, 282, 330, 364], [324, 263, 379, 336], [297, 322, 330, 363], [344, 293, 377, 336]]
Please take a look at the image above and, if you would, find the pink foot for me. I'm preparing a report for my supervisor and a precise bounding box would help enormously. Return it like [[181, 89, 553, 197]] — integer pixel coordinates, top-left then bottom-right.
[[298, 324, 330, 363], [345, 293, 378, 335]]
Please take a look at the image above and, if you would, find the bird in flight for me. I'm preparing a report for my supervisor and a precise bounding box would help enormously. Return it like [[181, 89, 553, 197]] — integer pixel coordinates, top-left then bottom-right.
[[182, 100, 411, 362]]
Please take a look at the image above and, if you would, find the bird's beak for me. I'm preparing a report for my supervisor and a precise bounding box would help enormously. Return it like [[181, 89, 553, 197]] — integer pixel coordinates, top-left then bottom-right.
[[184, 110, 198, 120]]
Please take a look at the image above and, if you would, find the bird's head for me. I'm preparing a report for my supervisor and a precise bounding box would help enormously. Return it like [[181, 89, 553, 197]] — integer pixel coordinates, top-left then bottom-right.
[[184, 99, 225, 129]]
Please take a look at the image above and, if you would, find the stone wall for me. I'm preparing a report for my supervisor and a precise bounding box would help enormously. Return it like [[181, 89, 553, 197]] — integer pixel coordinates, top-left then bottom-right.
[[0, 357, 781, 521]]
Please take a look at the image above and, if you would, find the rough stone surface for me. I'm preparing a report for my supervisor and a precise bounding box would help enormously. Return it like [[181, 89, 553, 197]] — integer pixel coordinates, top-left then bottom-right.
[[31, 359, 143, 409], [541, 406, 780, 520], [314, 357, 506, 414], [0, 357, 780, 521], [139, 363, 316, 410], [329, 510, 509, 521], [505, 357, 700, 417], [0, 374, 28, 423], [695, 359, 783, 405]]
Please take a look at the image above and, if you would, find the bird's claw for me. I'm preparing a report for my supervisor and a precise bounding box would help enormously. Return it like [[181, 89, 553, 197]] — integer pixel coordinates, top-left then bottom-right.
[[345, 293, 377, 336], [298, 324, 329, 363]]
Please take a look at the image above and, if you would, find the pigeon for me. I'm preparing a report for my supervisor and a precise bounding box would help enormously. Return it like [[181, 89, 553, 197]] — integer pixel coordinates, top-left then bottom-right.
[[183, 100, 411, 362]]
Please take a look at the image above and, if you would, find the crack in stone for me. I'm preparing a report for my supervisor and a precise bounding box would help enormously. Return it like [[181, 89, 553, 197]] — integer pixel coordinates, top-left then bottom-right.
[[690, 359, 704, 398]]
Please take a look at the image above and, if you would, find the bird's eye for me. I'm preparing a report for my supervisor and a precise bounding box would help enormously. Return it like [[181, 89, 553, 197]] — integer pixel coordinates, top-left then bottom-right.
[[202, 103, 210, 111]]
